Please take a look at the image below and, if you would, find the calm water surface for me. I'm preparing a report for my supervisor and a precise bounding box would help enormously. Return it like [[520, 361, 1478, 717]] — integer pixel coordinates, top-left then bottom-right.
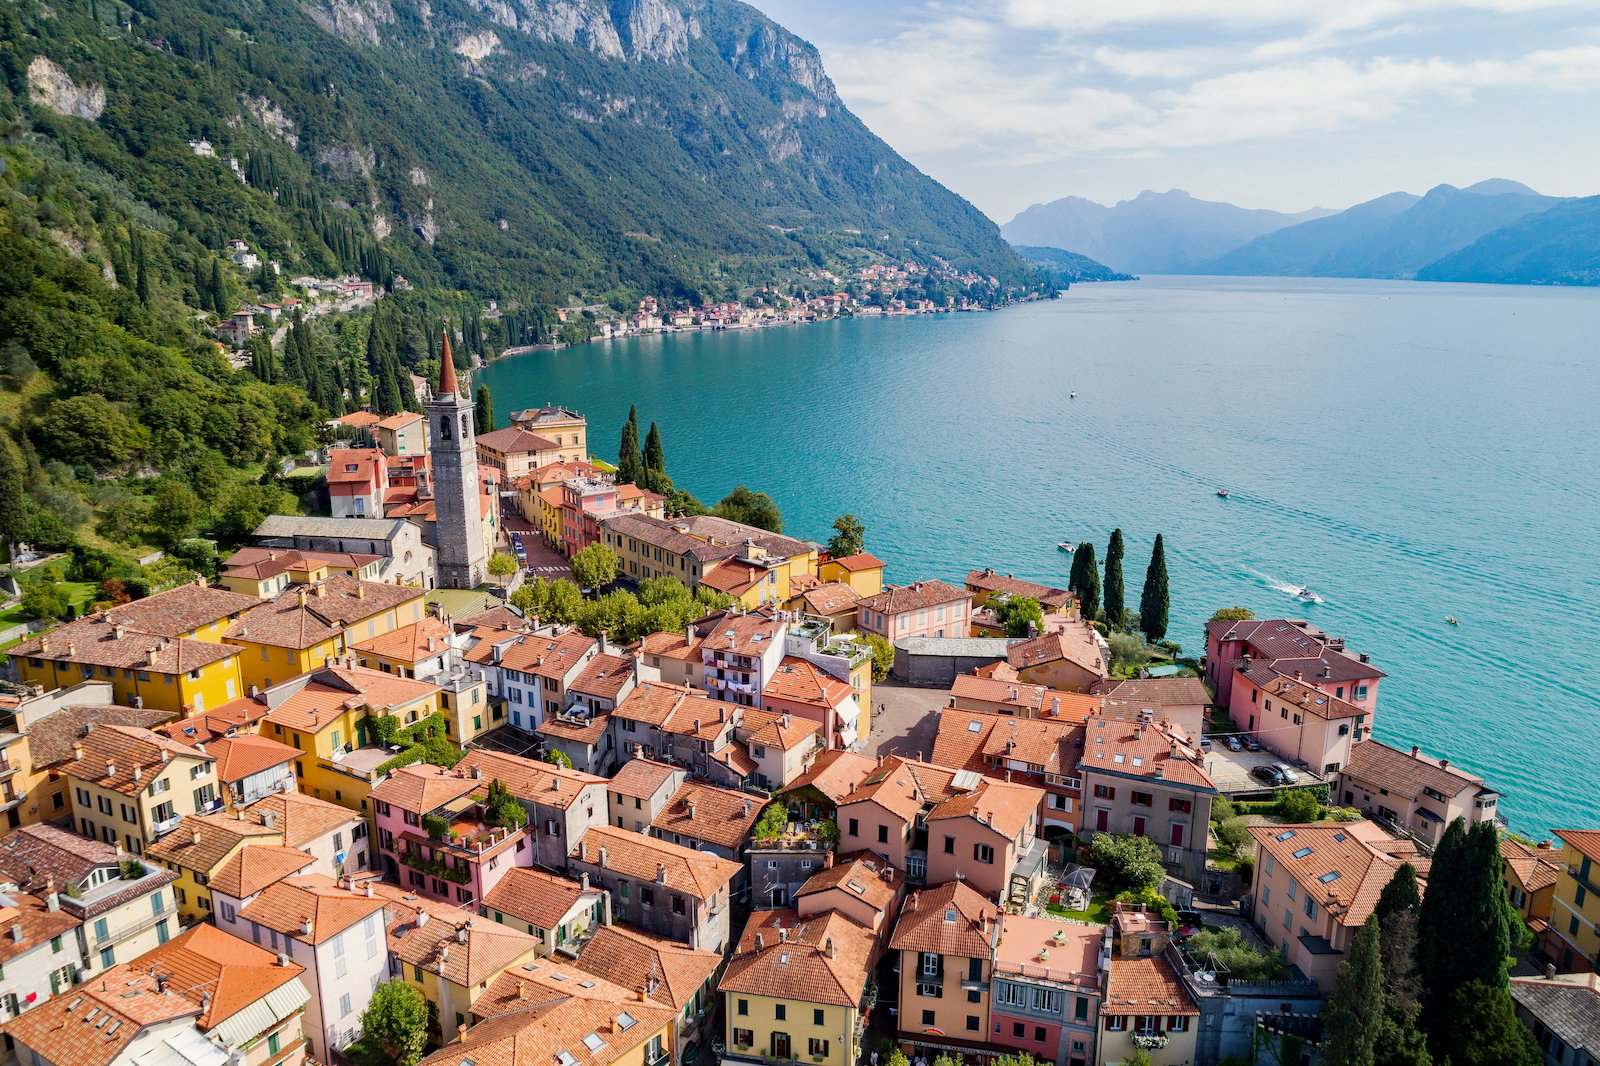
[[481, 276, 1600, 835]]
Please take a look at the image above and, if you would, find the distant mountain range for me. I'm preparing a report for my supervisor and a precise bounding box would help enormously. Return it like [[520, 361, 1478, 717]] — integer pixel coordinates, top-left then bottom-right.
[[1001, 180, 1600, 285], [1012, 246, 1135, 284]]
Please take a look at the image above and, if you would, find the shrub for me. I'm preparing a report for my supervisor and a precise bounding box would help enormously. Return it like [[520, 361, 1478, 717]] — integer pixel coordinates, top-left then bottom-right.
[[1088, 833, 1166, 893], [1212, 795, 1237, 822], [1114, 886, 1178, 925], [1184, 926, 1290, 983], [1277, 789, 1322, 823], [1214, 817, 1253, 855]]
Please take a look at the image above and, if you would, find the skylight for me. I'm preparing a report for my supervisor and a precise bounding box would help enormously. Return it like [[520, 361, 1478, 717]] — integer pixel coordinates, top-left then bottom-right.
[[578, 981, 595, 988], [551, 973, 569, 981], [1318, 872, 1341, 883], [846, 879, 866, 894], [779, 952, 789, 965], [945, 908, 957, 922], [618, 1013, 638, 1031], [556, 1052, 579, 1066], [1292, 847, 1313, 859], [582, 1034, 607, 1052], [1113, 753, 1125, 764], [105, 1022, 121, 1036], [1131, 756, 1143, 767], [1275, 830, 1296, 842], [968, 721, 983, 733]]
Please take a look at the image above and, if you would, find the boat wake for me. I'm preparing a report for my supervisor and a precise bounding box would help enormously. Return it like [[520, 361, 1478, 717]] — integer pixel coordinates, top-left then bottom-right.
[[1249, 571, 1327, 605]]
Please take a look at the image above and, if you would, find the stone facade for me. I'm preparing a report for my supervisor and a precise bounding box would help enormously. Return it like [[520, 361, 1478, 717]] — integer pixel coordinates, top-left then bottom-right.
[[427, 337, 487, 588]]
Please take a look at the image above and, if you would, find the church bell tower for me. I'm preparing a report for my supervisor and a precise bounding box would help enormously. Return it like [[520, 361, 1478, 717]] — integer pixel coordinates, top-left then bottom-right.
[[426, 333, 486, 588]]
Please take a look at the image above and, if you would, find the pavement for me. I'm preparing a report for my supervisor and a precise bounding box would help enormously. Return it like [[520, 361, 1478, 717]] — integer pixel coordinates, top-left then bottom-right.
[[1205, 745, 1321, 796], [864, 681, 948, 760], [509, 530, 573, 581]]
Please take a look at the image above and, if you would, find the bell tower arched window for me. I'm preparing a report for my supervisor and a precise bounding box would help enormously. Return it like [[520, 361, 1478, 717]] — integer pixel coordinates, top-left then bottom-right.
[[439, 415, 452, 441]]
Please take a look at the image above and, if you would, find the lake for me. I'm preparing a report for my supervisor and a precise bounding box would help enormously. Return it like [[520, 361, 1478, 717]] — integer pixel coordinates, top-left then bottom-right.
[[480, 276, 1600, 835]]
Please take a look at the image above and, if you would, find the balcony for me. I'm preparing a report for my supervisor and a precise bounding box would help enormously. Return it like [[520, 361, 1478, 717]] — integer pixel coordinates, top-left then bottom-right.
[[94, 901, 179, 945], [750, 816, 839, 851], [152, 814, 183, 837], [0, 789, 24, 812], [0, 756, 19, 780]]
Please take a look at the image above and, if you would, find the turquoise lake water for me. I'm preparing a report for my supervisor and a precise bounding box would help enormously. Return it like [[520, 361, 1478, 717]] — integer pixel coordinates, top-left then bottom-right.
[[480, 276, 1600, 836]]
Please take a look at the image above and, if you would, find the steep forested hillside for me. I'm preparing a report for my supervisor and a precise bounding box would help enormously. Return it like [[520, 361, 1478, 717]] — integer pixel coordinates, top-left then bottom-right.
[[1416, 196, 1600, 285], [1012, 245, 1135, 283], [0, 0, 1032, 305]]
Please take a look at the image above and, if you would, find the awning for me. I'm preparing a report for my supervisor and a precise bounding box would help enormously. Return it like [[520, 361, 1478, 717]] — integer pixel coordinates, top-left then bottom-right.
[[839, 725, 860, 749], [1415, 807, 1444, 823]]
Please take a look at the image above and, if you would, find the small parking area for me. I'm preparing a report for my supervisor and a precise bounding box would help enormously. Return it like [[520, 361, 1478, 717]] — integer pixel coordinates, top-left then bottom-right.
[[1205, 747, 1322, 796], [510, 532, 573, 582], [470, 725, 543, 758]]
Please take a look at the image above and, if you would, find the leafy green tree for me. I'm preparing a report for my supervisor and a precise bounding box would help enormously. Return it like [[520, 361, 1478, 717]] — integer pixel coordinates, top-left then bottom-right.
[[359, 980, 429, 1066], [1434, 983, 1540, 1066], [483, 778, 525, 828], [0, 436, 29, 561], [1276, 789, 1322, 823], [643, 420, 665, 479], [96, 496, 150, 546], [35, 395, 148, 471], [713, 486, 783, 532], [510, 584, 538, 615], [862, 633, 895, 683], [994, 595, 1044, 637], [486, 551, 518, 583], [1209, 606, 1254, 623], [1322, 916, 1383, 1066], [20, 582, 69, 620], [215, 482, 297, 540], [827, 514, 866, 558], [570, 543, 619, 590], [1184, 926, 1289, 982], [617, 406, 644, 486], [637, 575, 692, 607], [1103, 528, 1126, 628], [545, 749, 573, 769], [1140, 534, 1170, 642], [148, 480, 206, 546], [474, 385, 494, 433], [1087, 832, 1164, 893], [540, 579, 584, 624]]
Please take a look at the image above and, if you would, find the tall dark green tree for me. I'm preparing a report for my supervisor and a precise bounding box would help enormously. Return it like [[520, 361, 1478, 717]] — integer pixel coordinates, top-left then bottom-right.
[[475, 385, 494, 434], [0, 435, 27, 562], [1103, 528, 1126, 628], [1435, 983, 1540, 1066], [209, 259, 226, 314], [1074, 541, 1100, 620], [132, 230, 151, 305], [1376, 863, 1422, 927], [643, 421, 665, 477], [618, 405, 644, 486], [1140, 534, 1170, 642], [1419, 818, 1511, 1049], [1067, 544, 1092, 598], [1321, 915, 1383, 1066]]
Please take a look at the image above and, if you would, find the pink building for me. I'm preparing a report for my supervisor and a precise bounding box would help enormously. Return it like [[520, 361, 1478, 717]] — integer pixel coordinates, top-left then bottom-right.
[[990, 914, 1104, 1066], [857, 580, 973, 641], [369, 764, 531, 909], [327, 448, 389, 519], [1204, 618, 1384, 720]]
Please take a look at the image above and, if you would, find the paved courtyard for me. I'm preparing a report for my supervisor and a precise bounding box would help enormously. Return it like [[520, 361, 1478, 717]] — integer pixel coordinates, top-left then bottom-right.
[[1205, 746, 1324, 796]]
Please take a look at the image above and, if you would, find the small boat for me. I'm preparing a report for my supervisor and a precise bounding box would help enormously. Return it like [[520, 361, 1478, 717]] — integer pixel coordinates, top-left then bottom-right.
[[1296, 587, 1318, 601], [1216, 490, 1230, 498], [1057, 542, 1075, 552], [1070, 391, 1077, 398], [1445, 616, 1459, 626]]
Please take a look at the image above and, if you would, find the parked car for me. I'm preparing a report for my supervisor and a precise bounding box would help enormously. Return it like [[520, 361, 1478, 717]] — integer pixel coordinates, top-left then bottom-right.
[[1273, 762, 1301, 784], [1243, 734, 1262, 752], [1251, 764, 1287, 786], [1198, 738, 1213, 753], [1224, 735, 1244, 752]]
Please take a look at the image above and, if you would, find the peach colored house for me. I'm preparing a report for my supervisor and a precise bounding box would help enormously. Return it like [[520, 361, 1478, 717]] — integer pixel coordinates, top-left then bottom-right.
[[1205, 617, 1385, 725], [794, 851, 904, 939], [948, 674, 1099, 722], [932, 709, 1083, 835], [370, 764, 531, 909], [327, 448, 390, 519], [762, 657, 863, 751], [1334, 739, 1501, 847], [1092, 677, 1210, 741], [1246, 820, 1428, 990], [889, 881, 1000, 1054], [1230, 663, 1369, 775], [1007, 624, 1110, 693], [924, 777, 1047, 906], [836, 757, 965, 877], [857, 580, 972, 641]]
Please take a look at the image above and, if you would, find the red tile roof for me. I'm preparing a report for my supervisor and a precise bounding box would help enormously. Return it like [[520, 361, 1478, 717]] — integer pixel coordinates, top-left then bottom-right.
[[925, 777, 1043, 839], [720, 908, 877, 1007], [649, 780, 762, 849], [207, 733, 299, 782], [964, 569, 1073, 610], [858, 580, 969, 616], [239, 873, 388, 945], [1080, 716, 1215, 791], [763, 657, 854, 709], [481, 868, 597, 930], [889, 881, 997, 958], [1106, 955, 1199, 1015], [207, 845, 316, 901], [1247, 820, 1428, 928], [1556, 830, 1600, 865], [779, 749, 877, 804], [62, 725, 213, 796], [569, 654, 635, 700], [572, 826, 740, 899], [457, 750, 606, 811], [246, 792, 362, 849], [576, 925, 721, 1011], [826, 553, 885, 572]]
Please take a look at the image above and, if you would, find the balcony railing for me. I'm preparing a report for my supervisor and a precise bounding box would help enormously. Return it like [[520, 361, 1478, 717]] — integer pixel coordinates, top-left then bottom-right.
[[152, 814, 182, 836], [95, 902, 179, 945]]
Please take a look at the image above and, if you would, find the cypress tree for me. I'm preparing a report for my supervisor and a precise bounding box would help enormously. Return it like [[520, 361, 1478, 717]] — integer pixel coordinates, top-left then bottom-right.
[[475, 385, 494, 434], [643, 421, 665, 477], [1418, 818, 1472, 1026], [1140, 534, 1169, 642], [618, 405, 644, 486], [1376, 863, 1421, 927], [1075, 542, 1100, 621], [1103, 528, 1126, 628], [209, 259, 226, 314], [1067, 545, 1090, 600], [133, 230, 150, 305], [1322, 916, 1383, 1066]]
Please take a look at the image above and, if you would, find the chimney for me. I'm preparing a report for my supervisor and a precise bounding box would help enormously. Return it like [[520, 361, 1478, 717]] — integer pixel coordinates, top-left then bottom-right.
[[471, 765, 482, 780], [300, 918, 313, 936], [1545, 963, 1557, 980], [191, 829, 202, 847], [823, 851, 835, 869], [133, 766, 142, 782], [72, 743, 84, 762], [1411, 745, 1420, 758], [365, 882, 374, 898], [440, 946, 450, 964], [417, 909, 430, 928], [824, 937, 836, 959], [457, 1024, 467, 1043], [1439, 759, 1448, 770], [655, 862, 667, 884], [686, 800, 696, 820], [778, 927, 788, 943], [277, 952, 292, 967], [755, 933, 765, 950], [516, 981, 527, 999], [8, 924, 20, 943], [598, 847, 608, 868], [456, 924, 468, 944], [46, 889, 60, 912], [580, 872, 590, 891], [106, 760, 116, 777]]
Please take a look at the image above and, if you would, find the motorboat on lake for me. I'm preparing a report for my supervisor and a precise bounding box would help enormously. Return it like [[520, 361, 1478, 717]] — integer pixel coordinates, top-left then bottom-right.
[[1057, 542, 1074, 552]]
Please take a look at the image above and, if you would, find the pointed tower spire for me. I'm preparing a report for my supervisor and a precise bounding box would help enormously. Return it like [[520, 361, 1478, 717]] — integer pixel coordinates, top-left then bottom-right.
[[438, 332, 459, 397]]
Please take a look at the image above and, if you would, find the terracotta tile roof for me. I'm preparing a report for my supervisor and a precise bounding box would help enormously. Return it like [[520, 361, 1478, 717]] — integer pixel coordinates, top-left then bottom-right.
[[459, 750, 606, 811], [240, 874, 388, 945], [763, 658, 853, 709], [576, 925, 721, 1010], [1008, 625, 1105, 676], [370, 763, 481, 814], [1105, 955, 1199, 1015], [1501, 838, 1564, 895], [614, 484, 664, 504], [225, 591, 343, 649], [649, 780, 762, 849], [1338, 739, 1491, 799], [424, 964, 674, 1066], [245, 792, 363, 849], [932, 709, 1081, 775], [796, 852, 902, 915], [889, 880, 998, 958], [26, 706, 175, 769], [100, 583, 260, 637], [1080, 716, 1215, 791], [11, 614, 242, 675], [497, 630, 597, 679], [1556, 829, 1600, 865], [631, 630, 700, 661], [0, 890, 82, 965], [709, 742, 758, 778], [858, 579, 969, 616], [693, 612, 782, 656], [700, 559, 763, 597], [949, 674, 1099, 720], [826, 553, 885, 573], [1247, 820, 1428, 928], [740, 707, 822, 751], [262, 665, 439, 733], [720, 908, 876, 1007], [282, 574, 422, 627], [537, 710, 611, 745], [376, 412, 422, 431], [0, 825, 121, 891], [1510, 972, 1600, 1053], [670, 515, 814, 561], [569, 654, 635, 700], [145, 812, 281, 872], [606, 758, 681, 800], [351, 617, 457, 663], [209, 846, 316, 899], [964, 569, 1073, 610], [572, 826, 740, 899], [926, 777, 1043, 839], [460, 605, 528, 631], [779, 749, 878, 804], [481, 869, 596, 930], [62, 725, 213, 796], [372, 883, 540, 988], [327, 448, 385, 486], [801, 582, 863, 616], [839, 757, 965, 824], [614, 682, 724, 733], [338, 411, 382, 428], [1207, 619, 1386, 680], [1093, 677, 1212, 708], [1238, 663, 1365, 721], [477, 426, 559, 455], [2, 965, 199, 1065], [206, 733, 299, 782], [160, 705, 269, 746]]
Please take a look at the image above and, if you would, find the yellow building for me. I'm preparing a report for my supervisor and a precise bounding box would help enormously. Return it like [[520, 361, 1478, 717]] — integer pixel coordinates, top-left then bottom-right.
[[145, 809, 284, 920], [12, 620, 246, 717], [720, 908, 876, 1066], [63, 723, 221, 855], [352, 617, 495, 745], [1548, 830, 1600, 973], [373, 883, 543, 1038], [255, 664, 443, 810], [508, 403, 588, 464], [817, 553, 886, 598], [1502, 837, 1566, 930], [602, 513, 819, 603], [888, 880, 998, 1056], [217, 547, 384, 598]]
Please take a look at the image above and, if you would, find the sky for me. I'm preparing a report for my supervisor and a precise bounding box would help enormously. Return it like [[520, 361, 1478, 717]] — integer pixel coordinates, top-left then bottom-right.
[[746, 0, 1600, 222]]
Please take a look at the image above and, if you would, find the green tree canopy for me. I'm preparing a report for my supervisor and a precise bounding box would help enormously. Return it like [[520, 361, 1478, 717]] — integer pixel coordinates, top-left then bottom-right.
[[1087, 832, 1164, 893], [1140, 534, 1170, 642], [487, 551, 518, 581], [827, 514, 866, 558], [1209, 606, 1254, 623], [1103, 528, 1126, 628], [359, 980, 429, 1066], [1434, 983, 1540, 1066], [1322, 915, 1383, 1066], [19, 582, 70, 620], [148, 480, 206, 547], [862, 633, 895, 683], [570, 543, 619, 590], [713, 486, 783, 532]]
